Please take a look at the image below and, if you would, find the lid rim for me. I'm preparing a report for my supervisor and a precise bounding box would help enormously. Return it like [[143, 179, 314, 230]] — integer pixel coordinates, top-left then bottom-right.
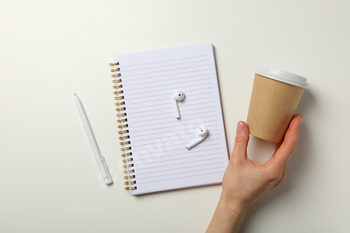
[[255, 65, 309, 89]]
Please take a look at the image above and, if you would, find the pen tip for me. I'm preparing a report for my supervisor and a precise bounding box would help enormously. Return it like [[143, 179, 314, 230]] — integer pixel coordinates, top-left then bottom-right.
[[74, 93, 76, 96]]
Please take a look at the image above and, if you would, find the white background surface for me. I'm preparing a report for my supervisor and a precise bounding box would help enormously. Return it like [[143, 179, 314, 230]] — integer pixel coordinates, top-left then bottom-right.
[[1, 0, 349, 232]]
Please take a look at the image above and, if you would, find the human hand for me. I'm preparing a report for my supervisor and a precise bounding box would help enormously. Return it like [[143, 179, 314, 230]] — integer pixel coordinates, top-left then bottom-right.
[[221, 114, 303, 215], [206, 114, 302, 233]]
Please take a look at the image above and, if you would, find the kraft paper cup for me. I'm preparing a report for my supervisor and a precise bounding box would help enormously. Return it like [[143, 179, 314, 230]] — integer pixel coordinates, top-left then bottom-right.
[[246, 65, 308, 143]]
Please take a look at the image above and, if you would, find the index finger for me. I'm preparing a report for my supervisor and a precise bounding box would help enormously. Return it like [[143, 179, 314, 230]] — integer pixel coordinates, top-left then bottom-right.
[[267, 114, 303, 168]]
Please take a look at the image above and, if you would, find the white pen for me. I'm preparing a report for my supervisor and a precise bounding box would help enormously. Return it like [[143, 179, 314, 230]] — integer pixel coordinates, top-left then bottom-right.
[[74, 93, 113, 185]]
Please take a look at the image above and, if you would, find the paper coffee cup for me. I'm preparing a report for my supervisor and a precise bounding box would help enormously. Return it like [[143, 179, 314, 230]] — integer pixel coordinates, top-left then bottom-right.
[[247, 65, 308, 143]]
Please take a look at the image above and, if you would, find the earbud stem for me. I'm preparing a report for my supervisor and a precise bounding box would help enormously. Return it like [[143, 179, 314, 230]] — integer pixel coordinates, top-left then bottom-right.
[[186, 137, 205, 150], [173, 98, 181, 119]]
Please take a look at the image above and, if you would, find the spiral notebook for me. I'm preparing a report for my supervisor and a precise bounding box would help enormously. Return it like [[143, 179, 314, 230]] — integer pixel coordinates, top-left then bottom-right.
[[109, 43, 229, 195]]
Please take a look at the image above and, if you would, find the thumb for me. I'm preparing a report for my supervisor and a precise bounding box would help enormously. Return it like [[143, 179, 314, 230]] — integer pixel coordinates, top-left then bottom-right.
[[231, 121, 249, 161]]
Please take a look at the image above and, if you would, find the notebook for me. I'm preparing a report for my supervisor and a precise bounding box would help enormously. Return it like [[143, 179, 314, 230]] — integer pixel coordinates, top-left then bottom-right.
[[109, 43, 229, 195]]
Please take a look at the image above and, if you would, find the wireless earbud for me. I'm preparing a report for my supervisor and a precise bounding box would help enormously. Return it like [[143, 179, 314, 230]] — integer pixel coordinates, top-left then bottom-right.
[[173, 91, 185, 119], [186, 126, 209, 150]]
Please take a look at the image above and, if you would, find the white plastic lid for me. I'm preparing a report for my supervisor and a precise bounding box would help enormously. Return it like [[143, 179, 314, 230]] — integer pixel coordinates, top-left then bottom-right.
[[255, 64, 308, 89]]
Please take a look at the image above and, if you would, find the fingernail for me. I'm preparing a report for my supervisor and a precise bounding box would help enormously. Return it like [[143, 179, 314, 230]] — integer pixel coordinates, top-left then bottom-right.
[[299, 117, 303, 125], [237, 121, 244, 131]]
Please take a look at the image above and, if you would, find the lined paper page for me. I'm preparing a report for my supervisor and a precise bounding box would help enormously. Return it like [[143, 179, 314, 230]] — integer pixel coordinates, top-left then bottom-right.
[[113, 43, 229, 195]]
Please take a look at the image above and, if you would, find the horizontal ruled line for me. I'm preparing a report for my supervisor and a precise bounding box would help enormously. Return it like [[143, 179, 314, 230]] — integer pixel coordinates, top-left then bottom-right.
[[134, 152, 223, 166], [132, 147, 223, 162], [130, 141, 222, 154], [123, 75, 211, 91], [123, 72, 211, 85], [128, 122, 219, 133], [125, 88, 214, 101], [128, 125, 220, 138], [120, 55, 209, 67], [129, 133, 221, 144], [129, 135, 220, 147], [124, 91, 214, 107], [121, 69, 211, 79], [130, 144, 222, 157], [137, 165, 224, 180], [121, 60, 209, 72], [126, 106, 215, 119], [127, 102, 216, 115], [125, 92, 215, 106], [124, 84, 213, 100], [125, 102, 215, 115], [136, 171, 224, 185], [131, 137, 221, 148], [125, 114, 217, 123], [123, 67, 210, 77], [122, 64, 209, 75], [136, 162, 224, 176], [179, 110, 217, 117], [129, 115, 219, 127], [127, 114, 218, 124], [135, 157, 223, 170]]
